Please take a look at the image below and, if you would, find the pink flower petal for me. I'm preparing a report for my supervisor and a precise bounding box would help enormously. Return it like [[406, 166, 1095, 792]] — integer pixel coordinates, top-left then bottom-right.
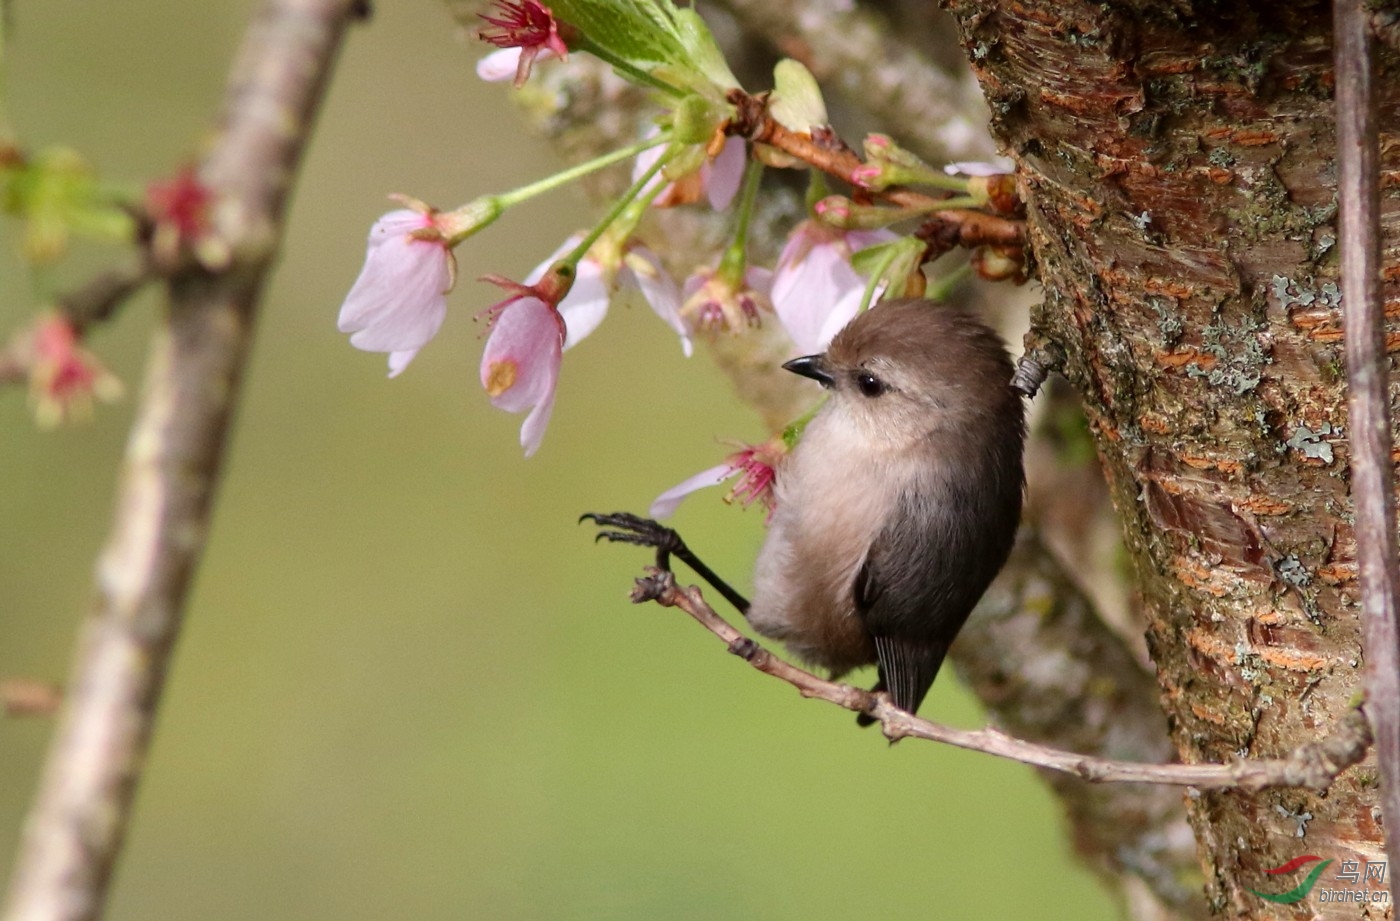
[[704, 137, 745, 211], [632, 138, 667, 194], [771, 222, 894, 353], [480, 297, 564, 457], [649, 462, 739, 518], [524, 235, 610, 351], [622, 247, 691, 356], [338, 209, 451, 357]]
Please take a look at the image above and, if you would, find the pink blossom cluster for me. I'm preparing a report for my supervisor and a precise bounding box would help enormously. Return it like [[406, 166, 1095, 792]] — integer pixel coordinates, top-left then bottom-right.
[[335, 0, 951, 511]]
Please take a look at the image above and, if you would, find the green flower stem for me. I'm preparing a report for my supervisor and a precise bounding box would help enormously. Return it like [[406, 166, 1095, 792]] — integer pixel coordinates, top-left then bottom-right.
[[606, 161, 671, 244], [803, 169, 830, 214], [917, 194, 982, 211], [927, 261, 972, 301], [494, 135, 669, 210], [561, 144, 674, 267], [717, 154, 763, 283], [781, 398, 825, 448], [573, 36, 685, 98], [890, 168, 969, 194], [857, 244, 901, 315]]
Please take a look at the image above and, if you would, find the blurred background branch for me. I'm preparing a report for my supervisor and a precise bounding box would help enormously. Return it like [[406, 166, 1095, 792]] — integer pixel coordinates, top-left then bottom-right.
[[2, 3, 360, 919]]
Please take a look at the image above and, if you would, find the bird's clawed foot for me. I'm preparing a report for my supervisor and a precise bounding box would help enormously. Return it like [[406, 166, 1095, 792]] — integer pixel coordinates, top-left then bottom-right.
[[581, 512, 687, 571]]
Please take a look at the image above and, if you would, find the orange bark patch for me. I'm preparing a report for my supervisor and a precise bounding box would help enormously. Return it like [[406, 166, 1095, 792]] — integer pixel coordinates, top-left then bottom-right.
[[1174, 558, 1234, 597], [1189, 702, 1230, 725], [1140, 277, 1197, 299], [1317, 562, 1358, 585], [1155, 347, 1211, 370], [1179, 453, 1245, 476], [1185, 626, 1236, 663], [1254, 646, 1329, 673], [1039, 88, 1099, 115], [1139, 412, 1172, 435], [1201, 126, 1283, 147], [1237, 495, 1294, 516]]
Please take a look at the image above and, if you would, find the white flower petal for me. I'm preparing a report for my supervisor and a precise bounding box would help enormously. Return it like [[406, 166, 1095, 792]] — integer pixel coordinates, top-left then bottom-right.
[[476, 48, 523, 82], [623, 248, 691, 357], [387, 348, 420, 378], [525, 234, 584, 285], [943, 157, 1015, 177], [559, 261, 611, 351], [649, 462, 739, 518]]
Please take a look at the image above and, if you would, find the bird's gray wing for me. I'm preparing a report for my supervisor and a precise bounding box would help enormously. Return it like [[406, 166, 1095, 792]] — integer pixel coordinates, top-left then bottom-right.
[[853, 473, 1018, 717]]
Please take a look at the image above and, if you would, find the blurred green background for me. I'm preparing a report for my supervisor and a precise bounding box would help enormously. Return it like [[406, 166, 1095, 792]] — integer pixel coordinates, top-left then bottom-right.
[[0, 2, 1116, 918]]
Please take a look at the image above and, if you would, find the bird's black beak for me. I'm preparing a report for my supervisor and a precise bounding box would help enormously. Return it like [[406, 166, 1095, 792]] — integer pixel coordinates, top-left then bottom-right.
[[782, 354, 835, 388]]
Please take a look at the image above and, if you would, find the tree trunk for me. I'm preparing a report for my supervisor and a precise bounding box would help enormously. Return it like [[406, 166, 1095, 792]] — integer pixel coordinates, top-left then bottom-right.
[[944, 0, 1393, 916]]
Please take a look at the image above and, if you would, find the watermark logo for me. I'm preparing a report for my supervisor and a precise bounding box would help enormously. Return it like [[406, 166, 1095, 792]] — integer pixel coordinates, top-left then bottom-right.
[[1248, 855, 1389, 906], [1247, 856, 1332, 904]]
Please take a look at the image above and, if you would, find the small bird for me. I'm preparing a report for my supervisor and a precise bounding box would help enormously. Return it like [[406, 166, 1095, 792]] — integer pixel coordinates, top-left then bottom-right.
[[587, 297, 1025, 723]]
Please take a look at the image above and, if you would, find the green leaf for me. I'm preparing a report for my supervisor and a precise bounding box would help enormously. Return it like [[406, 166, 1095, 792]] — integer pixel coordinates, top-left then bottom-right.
[[770, 59, 826, 132], [672, 8, 738, 91], [550, 0, 687, 66], [2, 146, 134, 263]]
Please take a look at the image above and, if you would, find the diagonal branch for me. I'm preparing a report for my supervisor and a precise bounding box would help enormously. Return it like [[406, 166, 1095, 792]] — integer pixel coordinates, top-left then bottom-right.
[[1335, 0, 1400, 878], [1, 3, 362, 921], [629, 568, 1373, 793]]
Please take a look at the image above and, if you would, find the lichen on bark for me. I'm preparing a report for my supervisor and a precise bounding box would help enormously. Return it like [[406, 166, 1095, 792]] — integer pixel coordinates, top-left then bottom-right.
[[945, 0, 1395, 915]]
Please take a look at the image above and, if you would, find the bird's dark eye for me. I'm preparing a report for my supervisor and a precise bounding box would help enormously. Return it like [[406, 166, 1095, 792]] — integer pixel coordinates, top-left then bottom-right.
[[855, 371, 887, 398]]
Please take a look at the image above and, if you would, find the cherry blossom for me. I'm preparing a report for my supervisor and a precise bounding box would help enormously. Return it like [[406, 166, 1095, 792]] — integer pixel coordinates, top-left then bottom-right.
[[633, 135, 746, 211], [479, 287, 565, 457], [338, 207, 454, 378], [650, 440, 785, 519], [526, 235, 690, 355], [25, 314, 122, 427], [770, 220, 894, 354], [476, 259, 579, 456], [680, 265, 773, 335], [477, 0, 569, 87]]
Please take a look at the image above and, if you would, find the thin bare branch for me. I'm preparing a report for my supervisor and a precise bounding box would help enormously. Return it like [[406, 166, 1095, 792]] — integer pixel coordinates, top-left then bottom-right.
[[1335, 0, 1400, 878], [629, 569, 1372, 793], [1, 3, 361, 920]]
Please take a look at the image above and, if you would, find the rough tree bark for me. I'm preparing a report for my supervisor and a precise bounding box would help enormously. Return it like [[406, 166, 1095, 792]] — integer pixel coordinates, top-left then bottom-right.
[[943, 0, 1394, 917]]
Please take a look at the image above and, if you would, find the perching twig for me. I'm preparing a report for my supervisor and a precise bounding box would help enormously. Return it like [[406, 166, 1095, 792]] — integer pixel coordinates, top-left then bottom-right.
[[0, 3, 361, 921], [1335, 0, 1400, 878], [630, 569, 1372, 792]]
